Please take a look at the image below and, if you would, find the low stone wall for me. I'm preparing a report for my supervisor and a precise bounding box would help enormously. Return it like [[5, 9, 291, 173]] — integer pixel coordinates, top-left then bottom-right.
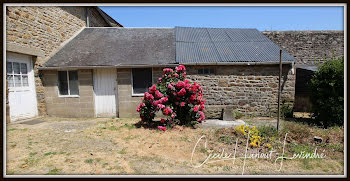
[[186, 65, 295, 118], [41, 69, 94, 117]]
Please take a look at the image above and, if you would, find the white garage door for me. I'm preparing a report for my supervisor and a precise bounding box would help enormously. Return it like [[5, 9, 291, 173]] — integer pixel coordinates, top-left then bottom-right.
[[93, 68, 118, 117], [6, 52, 38, 121]]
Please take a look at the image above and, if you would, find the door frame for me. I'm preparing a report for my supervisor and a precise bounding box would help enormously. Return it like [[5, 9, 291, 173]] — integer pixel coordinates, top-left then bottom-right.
[[93, 68, 118, 118], [6, 52, 38, 121]]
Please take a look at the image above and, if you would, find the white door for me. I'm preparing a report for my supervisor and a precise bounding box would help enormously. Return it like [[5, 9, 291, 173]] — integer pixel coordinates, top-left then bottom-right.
[[6, 52, 38, 121], [93, 68, 117, 117]]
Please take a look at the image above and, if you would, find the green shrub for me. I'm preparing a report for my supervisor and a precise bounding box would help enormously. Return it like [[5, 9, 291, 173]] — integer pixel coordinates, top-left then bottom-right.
[[309, 57, 344, 127], [281, 103, 294, 118]]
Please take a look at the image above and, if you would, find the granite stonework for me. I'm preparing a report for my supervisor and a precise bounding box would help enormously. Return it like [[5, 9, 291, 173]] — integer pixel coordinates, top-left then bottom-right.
[[186, 65, 295, 119]]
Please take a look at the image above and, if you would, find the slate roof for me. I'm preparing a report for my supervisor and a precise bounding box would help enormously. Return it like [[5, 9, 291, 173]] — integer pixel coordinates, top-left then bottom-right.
[[45, 28, 176, 67], [175, 26, 295, 63], [44, 27, 295, 68]]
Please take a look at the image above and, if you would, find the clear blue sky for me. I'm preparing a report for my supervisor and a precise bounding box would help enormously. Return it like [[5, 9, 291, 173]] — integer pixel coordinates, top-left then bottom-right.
[[99, 6, 344, 31]]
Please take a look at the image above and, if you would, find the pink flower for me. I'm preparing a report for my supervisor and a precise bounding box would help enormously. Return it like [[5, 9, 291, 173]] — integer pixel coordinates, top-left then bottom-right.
[[158, 78, 162, 83], [144, 92, 154, 101], [168, 74, 171, 78], [168, 83, 175, 90], [191, 84, 198, 92], [158, 126, 167, 131], [136, 102, 145, 112], [155, 90, 164, 99], [176, 81, 185, 88], [174, 73, 179, 78], [163, 107, 173, 116], [160, 118, 166, 123], [185, 80, 189, 84], [152, 100, 159, 106], [200, 104, 205, 111], [185, 83, 191, 90], [183, 72, 187, 78], [193, 105, 199, 112], [197, 111, 205, 122], [159, 97, 168, 104], [175, 65, 186, 72], [163, 68, 174, 74], [171, 113, 176, 118], [180, 102, 186, 107], [157, 104, 165, 109], [149, 85, 157, 94], [190, 94, 196, 101], [177, 88, 187, 96]]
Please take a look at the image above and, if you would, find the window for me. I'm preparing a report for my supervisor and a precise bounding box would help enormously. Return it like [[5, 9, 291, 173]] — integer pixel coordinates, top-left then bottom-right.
[[58, 70, 79, 96], [132, 68, 152, 95], [6, 62, 29, 87], [198, 68, 215, 75]]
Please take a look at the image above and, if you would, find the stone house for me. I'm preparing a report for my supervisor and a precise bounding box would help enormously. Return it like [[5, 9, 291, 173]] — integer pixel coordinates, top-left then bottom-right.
[[5, 6, 123, 122], [38, 26, 296, 119]]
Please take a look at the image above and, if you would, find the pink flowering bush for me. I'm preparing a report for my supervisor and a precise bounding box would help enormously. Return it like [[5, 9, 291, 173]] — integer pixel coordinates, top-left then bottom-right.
[[136, 65, 206, 128]]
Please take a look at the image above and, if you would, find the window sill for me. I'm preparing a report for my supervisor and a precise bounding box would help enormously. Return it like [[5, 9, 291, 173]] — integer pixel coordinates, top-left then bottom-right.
[[58, 95, 80, 98], [132, 94, 144, 97]]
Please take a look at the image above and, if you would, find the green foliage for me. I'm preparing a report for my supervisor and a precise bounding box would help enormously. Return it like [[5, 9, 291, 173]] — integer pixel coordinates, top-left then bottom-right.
[[232, 109, 243, 119], [309, 57, 344, 127], [281, 103, 294, 118], [257, 126, 278, 138]]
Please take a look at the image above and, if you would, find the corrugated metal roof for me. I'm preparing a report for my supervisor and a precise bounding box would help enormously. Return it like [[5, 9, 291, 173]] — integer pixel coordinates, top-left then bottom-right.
[[296, 65, 318, 71], [175, 26, 295, 63], [45, 28, 175, 67]]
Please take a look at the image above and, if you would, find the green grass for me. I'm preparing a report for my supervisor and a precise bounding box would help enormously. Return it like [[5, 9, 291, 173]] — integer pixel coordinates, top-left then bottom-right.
[[288, 142, 314, 154], [223, 166, 232, 172], [118, 147, 127, 154], [84, 159, 93, 164], [102, 162, 109, 168], [44, 152, 57, 156], [121, 123, 135, 130], [124, 135, 140, 141], [301, 159, 314, 170], [199, 147, 207, 154], [108, 126, 117, 131], [257, 125, 278, 138], [218, 135, 235, 145], [327, 144, 344, 152], [46, 168, 60, 175], [29, 152, 37, 157]]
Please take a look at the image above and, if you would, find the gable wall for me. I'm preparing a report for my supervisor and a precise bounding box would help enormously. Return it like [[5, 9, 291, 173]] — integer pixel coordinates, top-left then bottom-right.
[[6, 6, 116, 117]]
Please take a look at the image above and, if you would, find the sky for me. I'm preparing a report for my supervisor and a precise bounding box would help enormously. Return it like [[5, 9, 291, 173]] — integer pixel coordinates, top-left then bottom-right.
[[99, 6, 344, 31]]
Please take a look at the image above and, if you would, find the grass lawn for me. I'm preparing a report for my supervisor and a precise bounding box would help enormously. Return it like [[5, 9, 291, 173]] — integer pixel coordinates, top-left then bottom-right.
[[6, 117, 344, 175]]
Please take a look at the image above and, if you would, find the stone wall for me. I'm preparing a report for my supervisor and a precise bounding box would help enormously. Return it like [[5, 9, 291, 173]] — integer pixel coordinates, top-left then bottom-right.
[[186, 65, 295, 118], [41, 69, 95, 117], [263, 31, 344, 65], [6, 6, 118, 117]]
